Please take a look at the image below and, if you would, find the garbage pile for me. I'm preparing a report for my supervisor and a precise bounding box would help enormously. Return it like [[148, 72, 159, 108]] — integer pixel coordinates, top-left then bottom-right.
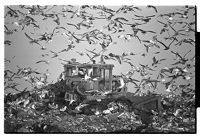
[[4, 80, 196, 133], [4, 92, 142, 133]]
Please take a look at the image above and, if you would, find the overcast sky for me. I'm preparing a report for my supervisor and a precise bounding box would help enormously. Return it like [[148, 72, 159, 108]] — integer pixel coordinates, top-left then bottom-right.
[[4, 5, 195, 94]]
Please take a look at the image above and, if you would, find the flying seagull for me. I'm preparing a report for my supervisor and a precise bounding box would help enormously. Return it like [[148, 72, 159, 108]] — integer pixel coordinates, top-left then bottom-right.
[[24, 32, 41, 45]]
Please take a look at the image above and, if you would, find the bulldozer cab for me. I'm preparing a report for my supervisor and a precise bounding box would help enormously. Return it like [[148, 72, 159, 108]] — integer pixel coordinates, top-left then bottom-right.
[[64, 63, 114, 93]]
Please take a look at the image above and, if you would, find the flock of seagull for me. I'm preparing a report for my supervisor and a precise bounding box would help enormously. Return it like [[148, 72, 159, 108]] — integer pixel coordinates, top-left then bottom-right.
[[4, 5, 195, 97]]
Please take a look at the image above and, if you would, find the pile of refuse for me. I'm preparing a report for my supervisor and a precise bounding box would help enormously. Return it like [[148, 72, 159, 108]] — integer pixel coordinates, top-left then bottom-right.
[[4, 80, 196, 133], [4, 80, 140, 133], [4, 93, 143, 133]]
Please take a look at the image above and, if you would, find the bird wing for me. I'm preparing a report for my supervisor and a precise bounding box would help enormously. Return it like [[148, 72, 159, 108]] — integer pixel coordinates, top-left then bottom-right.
[[129, 78, 140, 82], [51, 26, 60, 36], [144, 44, 149, 53], [147, 5, 158, 13], [86, 53, 92, 60], [115, 17, 129, 22], [126, 61, 133, 67], [157, 20, 167, 25], [24, 33, 34, 40], [58, 49, 68, 54], [67, 23, 80, 29], [168, 24, 177, 32], [152, 6, 158, 12], [119, 77, 125, 88], [50, 50, 57, 54], [146, 30, 156, 33], [135, 35, 141, 43], [146, 14, 156, 18], [88, 68, 93, 77], [153, 56, 156, 63], [86, 49, 97, 55], [157, 40, 168, 49], [115, 56, 122, 64], [183, 49, 191, 58], [36, 60, 47, 64], [58, 58, 70, 62], [141, 40, 150, 43], [4, 25, 9, 31], [159, 58, 166, 62], [7, 6, 18, 15], [171, 51, 183, 59], [134, 14, 143, 18]]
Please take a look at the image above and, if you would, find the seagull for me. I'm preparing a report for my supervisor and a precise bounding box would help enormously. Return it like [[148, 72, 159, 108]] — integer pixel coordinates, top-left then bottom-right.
[[86, 49, 105, 60], [140, 77, 161, 89], [6, 72, 17, 81], [155, 39, 172, 50], [4, 69, 13, 78], [86, 53, 95, 62], [114, 17, 129, 24], [36, 60, 50, 64], [147, 5, 158, 13], [4, 25, 17, 35], [58, 47, 72, 54], [41, 53, 49, 58], [141, 39, 160, 49], [175, 38, 195, 47], [134, 14, 156, 23], [137, 28, 156, 35], [60, 106, 67, 111], [18, 15, 39, 30], [159, 67, 174, 76], [128, 77, 140, 83], [67, 22, 82, 30], [108, 53, 122, 64], [83, 73, 91, 81], [69, 99, 76, 105], [99, 54, 106, 64], [99, 41, 112, 50], [165, 84, 172, 92], [124, 61, 135, 67], [143, 44, 151, 53], [154, 35, 175, 50], [171, 51, 189, 65], [76, 51, 84, 56], [49, 50, 60, 58], [68, 31, 85, 43], [58, 58, 71, 63], [118, 77, 125, 89], [130, 30, 143, 41], [4, 40, 12, 46], [5, 6, 19, 18], [159, 27, 170, 34], [118, 34, 132, 42], [170, 26, 189, 37], [38, 26, 67, 43], [4, 56, 15, 63], [179, 25, 195, 33], [181, 21, 195, 28], [19, 67, 41, 76], [24, 32, 41, 45], [88, 68, 93, 77], [53, 14, 60, 25], [75, 103, 88, 111], [48, 103, 58, 109], [139, 64, 155, 71], [152, 56, 166, 67], [5, 82, 20, 92]]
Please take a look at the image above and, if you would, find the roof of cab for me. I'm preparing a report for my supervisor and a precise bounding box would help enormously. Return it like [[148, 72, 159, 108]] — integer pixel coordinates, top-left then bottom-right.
[[63, 63, 114, 69]]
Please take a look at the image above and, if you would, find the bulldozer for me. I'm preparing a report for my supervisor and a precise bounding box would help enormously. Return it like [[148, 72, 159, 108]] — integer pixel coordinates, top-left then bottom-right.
[[45, 59, 163, 126], [53, 59, 161, 109]]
